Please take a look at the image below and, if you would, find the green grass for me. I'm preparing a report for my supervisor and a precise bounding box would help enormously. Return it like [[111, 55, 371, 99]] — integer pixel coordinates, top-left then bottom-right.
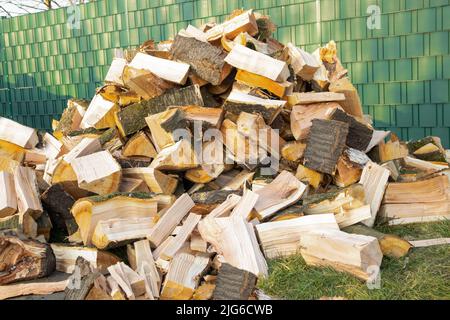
[[258, 221, 450, 300]]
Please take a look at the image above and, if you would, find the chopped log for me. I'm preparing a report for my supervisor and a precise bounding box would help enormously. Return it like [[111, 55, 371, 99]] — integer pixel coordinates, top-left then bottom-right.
[[193, 283, 215, 300], [329, 77, 363, 118], [129, 52, 190, 85], [0, 171, 17, 218], [299, 229, 383, 281], [255, 214, 339, 259], [0, 156, 20, 174], [286, 43, 320, 81], [410, 238, 450, 248], [254, 171, 307, 221], [71, 151, 122, 195], [14, 166, 43, 219], [334, 153, 364, 188], [198, 216, 268, 277], [230, 190, 259, 220], [0, 279, 68, 300], [290, 102, 342, 141], [213, 263, 257, 300], [122, 66, 176, 100], [53, 99, 89, 139], [185, 141, 226, 184], [377, 136, 409, 163], [85, 275, 112, 300], [122, 131, 157, 158], [36, 211, 53, 241], [223, 90, 286, 125], [150, 139, 199, 171], [147, 194, 195, 248], [175, 106, 224, 128], [343, 224, 411, 258], [333, 204, 371, 228], [208, 194, 242, 218], [407, 136, 446, 162], [71, 194, 158, 246], [24, 148, 47, 166], [329, 108, 373, 151], [0, 117, 38, 149], [106, 276, 126, 300], [0, 139, 26, 162], [105, 57, 127, 85], [171, 35, 228, 85], [287, 92, 346, 107], [281, 141, 306, 165], [42, 133, 65, 160], [159, 213, 202, 260], [303, 119, 349, 175], [222, 170, 255, 191], [115, 85, 205, 137], [119, 177, 150, 193], [295, 164, 323, 189], [41, 183, 78, 236], [160, 252, 210, 300], [379, 201, 450, 225], [119, 262, 147, 298], [359, 162, 390, 227], [365, 130, 391, 153], [122, 168, 178, 194], [50, 244, 121, 273], [80, 94, 117, 129], [107, 262, 139, 300], [225, 44, 289, 82], [190, 232, 208, 252], [404, 156, 448, 174], [235, 69, 293, 98], [134, 240, 160, 298], [0, 236, 55, 285], [205, 9, 258, 41], [114, 153, 153, 169]]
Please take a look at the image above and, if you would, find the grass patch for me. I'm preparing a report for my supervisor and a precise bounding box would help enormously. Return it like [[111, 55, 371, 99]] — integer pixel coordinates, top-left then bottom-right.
[[258, 221, 450, 300]]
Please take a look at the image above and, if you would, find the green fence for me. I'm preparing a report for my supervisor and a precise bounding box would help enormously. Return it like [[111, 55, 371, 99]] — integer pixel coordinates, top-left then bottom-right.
[[0, 0, 449, 147]]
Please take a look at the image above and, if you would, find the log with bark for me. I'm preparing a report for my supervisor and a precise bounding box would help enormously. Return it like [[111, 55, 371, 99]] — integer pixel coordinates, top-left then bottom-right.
[[122, 131, 157, 158], [213, 263, 257, 300], [0, 171, 17, 218], [0, 117, 38, 149], [122, 167, 178, 194]]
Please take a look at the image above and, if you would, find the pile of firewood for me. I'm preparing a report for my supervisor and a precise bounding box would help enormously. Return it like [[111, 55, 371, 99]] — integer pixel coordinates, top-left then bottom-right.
[[0, 9, 449, 300]]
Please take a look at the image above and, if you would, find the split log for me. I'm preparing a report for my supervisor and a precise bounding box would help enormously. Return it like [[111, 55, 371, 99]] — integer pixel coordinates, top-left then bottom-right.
[[185, 141, 226, 184], [122, 168, 178, 194], [0, 156, 20, 174], [379, 201, 450, 225], [253, 171, 307, 221], [329, 108, 373, 151], [404, 156, 448, 174], [150, 139, 199, 171], [122, 131, 157, 158], [205, 9, 258, 41], [80, 94, 117, 129], [190, 232, 208, 252], [230, 190, 259, 221], [359, 162, 390, 227], [299, 229, 383, 281], [0, 139, 26, 162], [115, 84, 205, 137], [208, 194, 242, 218], [0, 279, 68, 300], [122, 66, 176, 100], [42, 133, 65, 160], [0, 171, 17, 218], [286, 43, 320, 81], [191, 190, 241, 205], [0, 214, 34, 237], [107, 262, 146, 300], [225, 44, 290, 82], [129, 52, 190, 85], [105, 57, 127, 85], [303, 119, 349, 175], [287, 92, 345, 106], [281, 141, 306, 165], [134, 240, 160, 299], [71, 193, 158, 246], [106, 276, 126, 300], [36, 212, 53, 241], [147, 194, 195, 248], [213, 263, 257, 300], [329, 77, 363, 118], [334, 151, 365, 187], [295, 164, 323, 189], [223, 90, 286, 125], [198, 216, 268, 277], [114, 153, 153, 169], [235, 69, 293, 98], [377, 136, 409, 163], [160, 252, 210, 300], [343, 224, 411, 258], [53, 99, 88, 139], [290, 102, 342, 141], [407, 136, 447, 162], [24, 148, 47, 166], [410, 238, 450, 248], [171, 35, 229, 85], [0, 117, 38, 149], [255, 214, 339, 259], [92, 217, 156, 250], [14, 166, 43, 219], [175, 106, 224, 128], [0, 236, 55, 285], [119, 177, 150, 193], [50, 244, 121, 273], [71, 151, 122, 195], [221, 170, 255, 191]]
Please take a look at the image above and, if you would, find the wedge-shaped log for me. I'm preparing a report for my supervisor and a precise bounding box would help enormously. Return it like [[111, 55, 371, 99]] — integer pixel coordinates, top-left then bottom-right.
[[53, 99, 88, 139], [295, 164, 323, 189], [223, 90, 286, 125], [108, 262, 146, 299], [290, 102, 343, 141], [286, 43, 320, 81], [122, 131, 157, 158], [50, 244, 120, 273], [134, 240, 161, 299], [256, 214, 339, 259], [185, 140, 226, 184], [198, 216, 268, 277], [254, 171, 307, 221], [71, 151, 122, 195], [14, 166, 43, 219], [329, 77, 363, 118], [175, 106, 224, 128], [105, 57, 127, 85], [71, 193, 158, 246], [0, 117, 38, 149], [225, 44, 290, 82], [80, 94, 117, 129], [150, 139, 199, 171], [0, 171, 17, 218], [115, 85, 205, 136], [160, 252, 210, 300], [205, 9, 258, 41], [235, 69, 293, 98], [122, 167, 178, 194], [123, 66, 176, 101], [147, 194, 195, 248], [0, 139, 26, 162], [287, 92, 346, 106], [334, 150, 367, 188], [213, 263, 257, 300], [303, 119, 349, 175], [0, 236, 56, 285]]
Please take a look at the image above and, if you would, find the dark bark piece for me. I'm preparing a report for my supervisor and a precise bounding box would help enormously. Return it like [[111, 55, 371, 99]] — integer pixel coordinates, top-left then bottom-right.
[[36, 211, 53, 241], [64, 256, 103, 300], [213, 263, 257, 300], [159, 109, 188, 132], [41, 184, 78, 236], [0, 236, 56, 285], [115, 85, 205, 136], [171, 35, 227, 85], [191, 190, 242, 204], [329, 108, 373, 151], [223, 101, 280, 125], [113, 152, 153, 169], [303, 119, 349, 175]]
